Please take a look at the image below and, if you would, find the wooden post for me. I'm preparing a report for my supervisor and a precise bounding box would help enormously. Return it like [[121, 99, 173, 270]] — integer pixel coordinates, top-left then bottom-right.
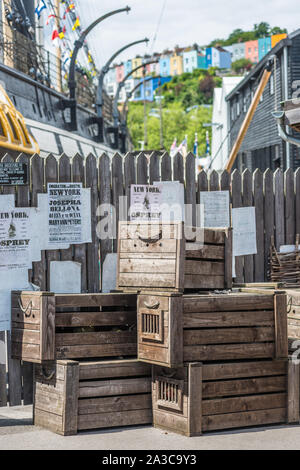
[[288, 357, 300, 423], [226, 68, 272, 172], [188, 362, 202, 436], [274, 292, 288, 359]]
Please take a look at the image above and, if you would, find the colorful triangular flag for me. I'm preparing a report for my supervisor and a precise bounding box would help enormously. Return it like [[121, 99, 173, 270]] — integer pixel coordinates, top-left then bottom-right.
[[72, 17, 80, 31]]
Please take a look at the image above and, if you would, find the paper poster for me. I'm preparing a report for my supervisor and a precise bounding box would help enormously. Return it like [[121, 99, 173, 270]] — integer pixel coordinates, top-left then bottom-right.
[[200, 191, 230, 228], [154, 181, 185, 222], [232, 207, 257, 256], [130, 184, 162, 221], [0, 208, 31, 270], [48, 182, 83, 244]]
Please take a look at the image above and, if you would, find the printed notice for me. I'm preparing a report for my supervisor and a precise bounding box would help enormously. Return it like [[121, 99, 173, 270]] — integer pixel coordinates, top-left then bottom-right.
[[130, 185, 162, 221], [154, 181, 185, 222], [232, 206, 257, 256], [0, 208, 31, 270], [200, 191, 230, 228], [48, 182, 83, 244]]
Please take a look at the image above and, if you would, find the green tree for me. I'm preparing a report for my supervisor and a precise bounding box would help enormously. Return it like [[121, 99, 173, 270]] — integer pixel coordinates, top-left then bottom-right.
[[232, 58, 253, 74]]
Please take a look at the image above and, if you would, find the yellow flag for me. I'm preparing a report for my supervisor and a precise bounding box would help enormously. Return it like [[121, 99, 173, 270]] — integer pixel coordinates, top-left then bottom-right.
[[72, 17, 80, 31]]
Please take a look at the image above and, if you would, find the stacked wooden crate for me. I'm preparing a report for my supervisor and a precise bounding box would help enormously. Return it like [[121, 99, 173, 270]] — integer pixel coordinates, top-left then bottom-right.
[[116, 222, 296, 435], [11, 291, 152, 434]]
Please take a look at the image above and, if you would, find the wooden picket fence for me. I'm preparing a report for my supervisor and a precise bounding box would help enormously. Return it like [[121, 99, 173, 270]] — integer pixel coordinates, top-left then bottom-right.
[[0, 150, 299, 407]]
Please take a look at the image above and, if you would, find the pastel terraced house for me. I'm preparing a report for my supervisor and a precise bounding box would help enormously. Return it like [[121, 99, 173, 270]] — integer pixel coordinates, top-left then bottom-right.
[[245, 39, 259, 63]]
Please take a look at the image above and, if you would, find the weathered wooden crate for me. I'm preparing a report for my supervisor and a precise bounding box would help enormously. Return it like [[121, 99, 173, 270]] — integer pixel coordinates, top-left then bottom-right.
[[137, 290, 288, 368], [152, 358, 297, 436], [34, 359, 152, 435], [11, 292, 137, 363], [117, 222, 232, 292]]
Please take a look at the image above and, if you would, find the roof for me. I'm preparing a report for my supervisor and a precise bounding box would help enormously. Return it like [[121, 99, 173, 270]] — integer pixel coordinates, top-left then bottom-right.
[[225, 29, 299, 101]]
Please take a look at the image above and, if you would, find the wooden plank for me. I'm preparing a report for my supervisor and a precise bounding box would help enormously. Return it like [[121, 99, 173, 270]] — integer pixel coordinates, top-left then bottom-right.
[[224, 228, 233, 288], [288, 357, 300, 423], [184, 342, 275, 361], [242, 168, 253, 282], [184, 275, 224, 289], [202, 408, 286, 432], [231, 169, 243, 282], [40, 294, 55, 361], [44, 154, 60, 290], [184, 260, 224, 275], [79, 359, 151, 380], [58, 153, 73, 262], [274, 293, 288, 358], [31, 154, 46, 289], [203, 393, 286, 416], [120, 238, 177, 253], [78, 409, 152, 430], [274, 169, 285, 250], [124, 152, 136, 221], [56, 343, 137, 359], [120, 258, 176, 273], [184, 326, 275, 345], [85, 153, 99, 292], [118, 273, 176, 288], [79, 377, 151, 398], [98, 153, 112, 280], [185, 244, 224, 259], [55, 292, 137, 308], [161, 152, 171, 181], [220, 170, 230, 192], [137, 152, 148, 184], [72, 153, 86, 292], [295, 168, 300, 236], [112, 152, 124, 252], [183, 293, 274, 313], [16, 153, 33, 404], [202, 375, 286, 398], [188, 363, 202, 436], [0, 334, 6, 406], [185, 228, 225, 244], [56, 330, 136, 346], [284, 168, 295, 245], [6, 332, 22, 406], [253, 169, 264, 281], [64, 360, 79, 435], [78, 393, 151, 414], [149, 151, 160, 184], [209, 170, 219, 191], [56, 310, 136, 328], [184, 310, 274, 328], [173, 152, 184, 184], [202, 360, 287, 381], [263, 169, 274, 281], [185, 152, 196, 227]]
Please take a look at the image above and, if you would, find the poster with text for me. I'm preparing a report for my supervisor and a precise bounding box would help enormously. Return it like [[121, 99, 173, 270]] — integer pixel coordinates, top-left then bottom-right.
[[200, 191, 230, 228], [48, 182, 83, 244], [0, 208, 31, 270], [232, 206, 257, 256], [130, 185, 162, 221]]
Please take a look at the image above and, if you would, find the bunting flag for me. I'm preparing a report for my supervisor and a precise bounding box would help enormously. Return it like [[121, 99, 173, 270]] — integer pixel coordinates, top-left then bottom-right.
[[46, 14, 56, 26], [51, 28, 60, 47], [205, 131, 210, 156], [178, 137, 187, 158], [72, 17, 80, 31], [88, 52, 93, 63], [63, 3, 75, 19], [58, 26, 66, 39], [193, 133, 198, 157], [35, 0, 46, 19], [170, 138, 177, 157]]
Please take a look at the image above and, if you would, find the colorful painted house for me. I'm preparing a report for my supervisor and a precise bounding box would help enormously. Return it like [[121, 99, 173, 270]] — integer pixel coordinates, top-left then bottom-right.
[[198, 52, 207, 69], [170, 53, 183, 76], [124, 59, 132, 77], [131, 56, 143, 78], [271, 33, 287, 48], [116, 63, 124, 83], [245, 40, 259, 63], [206, 47, 231, 68], [183, 49, 199, 73], [131, 76, 172, 102], [159, 53, 171, 76], [258, 37, 272, 61], [231, 42, 246, 62]]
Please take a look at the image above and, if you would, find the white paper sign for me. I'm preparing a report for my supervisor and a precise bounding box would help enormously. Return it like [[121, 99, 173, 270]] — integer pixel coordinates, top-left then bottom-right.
[[232, 207, 257, 256], [200, 191, 230, 228], [102, 253, 117, 293], [130, 185, 162, 221], [280, 245, 300, 253], [48, 182, 83, 244], [0, 208, 31, 270], [50, 261, 81, 294], [154, 181, 185, 222]]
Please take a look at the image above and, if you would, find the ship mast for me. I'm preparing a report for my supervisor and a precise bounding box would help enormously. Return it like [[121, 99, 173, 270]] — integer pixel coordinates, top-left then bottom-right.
[[54, 0, 62, 92]]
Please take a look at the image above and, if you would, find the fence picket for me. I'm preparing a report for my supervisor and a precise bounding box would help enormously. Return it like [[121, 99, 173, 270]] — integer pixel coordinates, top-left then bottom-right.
[[185, 152, 196, 226], [137, 152, 148, 184], [85, 153, 99, 293], [149, 151, 160, 184], [274, 169, 285, 250], [231, 169, 243, 282], [173, 152, 184, 183], [296, 168, 300, 237], [285, 168, 295, 244], [253, 169, 264, 282], [98, 153, 112, 281], [161, 152, 171, 181], [242, 169, 254, 283]]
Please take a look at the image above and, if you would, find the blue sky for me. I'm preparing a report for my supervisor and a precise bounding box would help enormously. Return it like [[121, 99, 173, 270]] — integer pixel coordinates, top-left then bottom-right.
[[75, 0, 299, 68]]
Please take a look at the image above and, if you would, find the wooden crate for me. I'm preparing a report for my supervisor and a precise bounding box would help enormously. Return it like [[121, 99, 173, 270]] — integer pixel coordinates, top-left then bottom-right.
[[33, 359, 152, 435], [152, 359, 297, 436], [117, 222, 232, 292], [11, 292, 137, 363], [137, 290, 288, 368]]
